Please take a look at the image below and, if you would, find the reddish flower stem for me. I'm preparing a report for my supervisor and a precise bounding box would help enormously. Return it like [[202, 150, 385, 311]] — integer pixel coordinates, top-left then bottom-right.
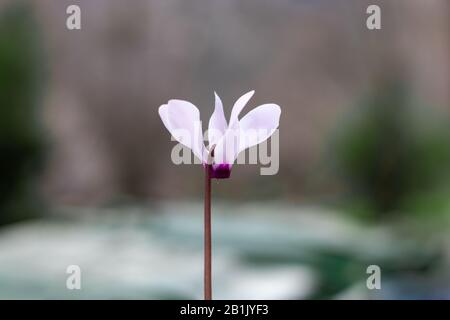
[[204, 164, 212, 300]]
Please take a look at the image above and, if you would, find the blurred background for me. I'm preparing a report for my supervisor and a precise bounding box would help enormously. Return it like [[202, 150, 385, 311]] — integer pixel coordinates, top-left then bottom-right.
[[0, 0, 449, 299]]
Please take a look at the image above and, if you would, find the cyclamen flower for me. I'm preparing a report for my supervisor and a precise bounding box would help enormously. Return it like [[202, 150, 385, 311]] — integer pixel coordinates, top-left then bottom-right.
[[158, 90, 281, 178], [158, 91, 281, 300]]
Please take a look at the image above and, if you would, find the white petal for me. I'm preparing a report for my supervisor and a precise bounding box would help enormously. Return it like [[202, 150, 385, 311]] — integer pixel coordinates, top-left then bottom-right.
[[159, 104, 170, 130], [212, 120, 240, 165], [237, 103, 281, 154], [158, 100, 206, 162], [229, 90, 255, 125], [208, 92, 228, 147]]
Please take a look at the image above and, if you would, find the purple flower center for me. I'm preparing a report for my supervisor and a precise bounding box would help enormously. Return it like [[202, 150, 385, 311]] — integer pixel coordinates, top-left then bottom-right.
[[210, 163, 232, 179]]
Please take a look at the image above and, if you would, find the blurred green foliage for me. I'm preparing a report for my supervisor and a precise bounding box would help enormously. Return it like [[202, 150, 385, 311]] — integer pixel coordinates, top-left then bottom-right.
[[0, 3, 46, 225], [331, 80, 450, 220]]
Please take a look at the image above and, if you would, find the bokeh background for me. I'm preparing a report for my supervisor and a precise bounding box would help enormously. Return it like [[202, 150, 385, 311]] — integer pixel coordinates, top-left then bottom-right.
[[0, 0, 449, 299]]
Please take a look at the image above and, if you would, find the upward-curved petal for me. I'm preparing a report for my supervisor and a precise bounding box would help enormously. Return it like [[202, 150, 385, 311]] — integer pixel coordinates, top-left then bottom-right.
[[212, 120, 240, 165], [158, 100, 206, 162], [229, 90, 255, 125], [208, 92, 228, 148], [237, 103, 281, 154], [159, 104, 171, 130]]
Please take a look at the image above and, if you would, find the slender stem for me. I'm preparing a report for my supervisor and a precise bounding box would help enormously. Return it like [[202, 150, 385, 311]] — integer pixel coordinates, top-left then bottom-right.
[[204, 164, 212, 300]]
